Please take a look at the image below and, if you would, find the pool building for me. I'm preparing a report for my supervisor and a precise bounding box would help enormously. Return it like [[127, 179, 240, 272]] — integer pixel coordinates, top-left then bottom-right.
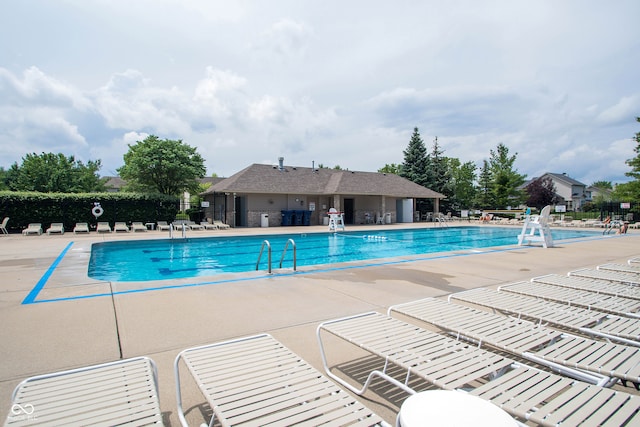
[[201, 158, 446, 227]]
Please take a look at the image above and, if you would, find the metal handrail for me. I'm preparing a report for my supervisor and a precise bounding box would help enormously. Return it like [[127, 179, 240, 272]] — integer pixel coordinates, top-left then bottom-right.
[[279, 239, 297, 271], [256, 240, 272, 273]]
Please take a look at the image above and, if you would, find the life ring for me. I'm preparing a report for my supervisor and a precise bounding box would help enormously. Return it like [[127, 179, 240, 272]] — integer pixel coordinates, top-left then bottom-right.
[[92, 205, 104, 218]]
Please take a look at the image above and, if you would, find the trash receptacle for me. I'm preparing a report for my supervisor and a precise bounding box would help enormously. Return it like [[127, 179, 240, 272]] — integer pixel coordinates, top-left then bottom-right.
[[323, 216, 329, 226], [261, 213, 269, 228], [302, 210, 311, 226], [281, 210, 292, 226], [294, 210, 304, 226], [385, 212, 392, 224]]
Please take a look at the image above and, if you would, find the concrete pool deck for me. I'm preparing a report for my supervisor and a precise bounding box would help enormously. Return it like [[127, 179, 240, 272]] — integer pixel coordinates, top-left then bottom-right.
[[0, 222, 638, 425]]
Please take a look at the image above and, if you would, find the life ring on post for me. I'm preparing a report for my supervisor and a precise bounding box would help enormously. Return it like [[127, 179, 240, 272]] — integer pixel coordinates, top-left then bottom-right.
[[92, 204, 104, 218]]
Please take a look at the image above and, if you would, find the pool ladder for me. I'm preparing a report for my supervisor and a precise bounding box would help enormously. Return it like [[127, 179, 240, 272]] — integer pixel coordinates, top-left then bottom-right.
[[256, 239, 297, 273], [168, 223, 188, 239]]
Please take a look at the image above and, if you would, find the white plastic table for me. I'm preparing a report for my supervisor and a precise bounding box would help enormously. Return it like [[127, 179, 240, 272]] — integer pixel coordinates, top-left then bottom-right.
[[397, 390, 517, 427]]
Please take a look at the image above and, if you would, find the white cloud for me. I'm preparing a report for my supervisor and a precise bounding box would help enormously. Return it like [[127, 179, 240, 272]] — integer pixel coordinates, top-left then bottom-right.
[[597, 96, 640, 126], [0, 66, 91, 110], [0, 1, 638, 184], [257, 18, 313, 58]]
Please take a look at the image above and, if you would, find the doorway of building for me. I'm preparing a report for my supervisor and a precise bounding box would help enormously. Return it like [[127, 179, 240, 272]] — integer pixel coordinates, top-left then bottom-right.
[[234, 196, 246, 227], [344, 198, 354, 224]]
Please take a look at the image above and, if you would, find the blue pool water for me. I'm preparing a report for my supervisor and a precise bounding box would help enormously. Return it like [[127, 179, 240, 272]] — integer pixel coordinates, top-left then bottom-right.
[[88, 227, 599, 282]]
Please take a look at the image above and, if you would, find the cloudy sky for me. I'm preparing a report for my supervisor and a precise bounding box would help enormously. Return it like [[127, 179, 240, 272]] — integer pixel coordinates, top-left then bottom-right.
[[1, 1, 639, 185]]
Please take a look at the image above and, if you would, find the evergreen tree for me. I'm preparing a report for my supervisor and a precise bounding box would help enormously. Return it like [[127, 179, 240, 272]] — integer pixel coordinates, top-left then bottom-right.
[[475, 160, 493, 209], [488, 143, 526, 209], [400, 127, 429, 187], [428, 137, 455, 211]]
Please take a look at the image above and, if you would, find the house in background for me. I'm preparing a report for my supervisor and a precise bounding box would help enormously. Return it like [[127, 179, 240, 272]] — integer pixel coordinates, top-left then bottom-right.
[[104, 176, 126, 192], [200, 158, 445, 227], [524, 172, 588, 211]]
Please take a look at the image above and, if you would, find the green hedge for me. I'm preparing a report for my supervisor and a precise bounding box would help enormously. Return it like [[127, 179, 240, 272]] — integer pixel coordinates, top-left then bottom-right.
[[0, 191, 180, 233]]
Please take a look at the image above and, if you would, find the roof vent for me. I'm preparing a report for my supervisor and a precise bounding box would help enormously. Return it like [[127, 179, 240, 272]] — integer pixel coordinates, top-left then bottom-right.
[[278, 157, 284, 171]]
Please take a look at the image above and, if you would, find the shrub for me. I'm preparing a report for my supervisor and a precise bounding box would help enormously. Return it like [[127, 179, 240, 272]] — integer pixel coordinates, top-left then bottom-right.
[[0, 191, 179, 233]]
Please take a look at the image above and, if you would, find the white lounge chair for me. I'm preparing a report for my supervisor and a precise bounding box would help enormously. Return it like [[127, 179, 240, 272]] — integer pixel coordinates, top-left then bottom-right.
[[131, 221, 147, 232], [500, 280, 640, 318], [96, 222, 112, 233], [202, 222, 217, 230], [187, 221, 204, 230], [46, 223, 64, 235], [570, 267, 640, 286], [317, 312, 640, 426], [22, 223, 42, 236], [533, 273, 640, 301], [72, 222, 90, 234], [156, 221, 171, 231], [450, 287, 640, 347], [389, 297, 640, 388], [6, 357, 162, 426], [318, 311, 515, 395], [213, 220, 230, 229], [175, 334, 388, 427], [599, 262, 640, 275], [0, 217, 8, 234], [73, 222, 89, 234], [114, 222, 129, 232]]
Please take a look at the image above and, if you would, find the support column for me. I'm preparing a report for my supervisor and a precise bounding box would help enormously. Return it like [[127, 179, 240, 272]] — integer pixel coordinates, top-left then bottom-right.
[[333, 195, 341, 212], [434, 198, 440, 215]]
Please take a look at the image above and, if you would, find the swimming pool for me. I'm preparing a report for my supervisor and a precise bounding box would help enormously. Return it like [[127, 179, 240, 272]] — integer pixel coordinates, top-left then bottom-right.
[[88, 227, 600, 282]]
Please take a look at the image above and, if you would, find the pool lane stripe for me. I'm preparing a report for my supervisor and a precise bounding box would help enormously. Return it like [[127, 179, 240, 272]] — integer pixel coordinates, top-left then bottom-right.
[[23, 242, 74, 304]]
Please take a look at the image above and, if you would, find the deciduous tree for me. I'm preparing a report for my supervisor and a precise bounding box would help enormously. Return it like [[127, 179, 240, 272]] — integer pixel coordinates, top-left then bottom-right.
[[378, 163, 402, 175], [117, 135, 206, 196], [448, 158, 477, 210], [5, 152, 105, 193], [525, 176, 558, 209], [612, 117, 640, 203]]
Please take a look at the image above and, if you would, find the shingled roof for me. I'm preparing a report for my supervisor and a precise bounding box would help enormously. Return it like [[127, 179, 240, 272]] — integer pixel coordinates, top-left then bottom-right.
[[203, 163, 445, 199]]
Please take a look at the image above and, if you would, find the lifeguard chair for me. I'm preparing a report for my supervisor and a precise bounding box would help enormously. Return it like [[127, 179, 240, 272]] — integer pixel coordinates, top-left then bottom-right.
[[518, 205, 553, 248], [327, 208, 345, 231]]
